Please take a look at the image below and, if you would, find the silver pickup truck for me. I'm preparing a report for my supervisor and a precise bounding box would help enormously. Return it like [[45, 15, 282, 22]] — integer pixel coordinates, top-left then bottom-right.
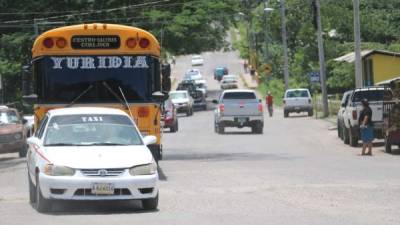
[[213, 90, 264, 134]]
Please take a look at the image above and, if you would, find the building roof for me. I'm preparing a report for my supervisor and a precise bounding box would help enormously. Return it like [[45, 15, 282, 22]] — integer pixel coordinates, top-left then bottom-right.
[[375, 77, 400, 86], [334, 50, 400, 63]]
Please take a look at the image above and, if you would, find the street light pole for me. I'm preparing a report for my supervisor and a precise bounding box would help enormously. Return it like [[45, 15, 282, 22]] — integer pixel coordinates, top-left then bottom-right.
[[279, 0, 289, 90], [315, 0, 329, 117], [353, 0, 363, 88]]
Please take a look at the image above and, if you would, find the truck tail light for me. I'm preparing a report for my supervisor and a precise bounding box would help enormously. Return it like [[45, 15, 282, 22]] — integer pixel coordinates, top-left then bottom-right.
[[352, 110, 357, 120], [308, 98, 312, 104], [219, 104, 224, 113], [258, 103, 263, 113]]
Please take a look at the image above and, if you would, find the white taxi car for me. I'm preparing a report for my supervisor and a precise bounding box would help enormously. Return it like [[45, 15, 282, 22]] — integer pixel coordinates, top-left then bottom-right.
[[27, 107, 159, 212]]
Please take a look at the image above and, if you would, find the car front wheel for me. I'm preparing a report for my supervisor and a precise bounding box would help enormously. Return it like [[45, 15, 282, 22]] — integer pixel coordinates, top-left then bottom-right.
[[142, 193, 159, 210], [35, 175, 52, 212], [385, 136, 392, 153], [28, 173, 36, 204]]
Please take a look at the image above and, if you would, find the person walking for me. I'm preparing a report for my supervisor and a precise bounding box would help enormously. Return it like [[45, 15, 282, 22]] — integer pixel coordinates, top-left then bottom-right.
[[266, 91, 273, 117], [359, 99, 373, 155], [243, 60, 248, 73]]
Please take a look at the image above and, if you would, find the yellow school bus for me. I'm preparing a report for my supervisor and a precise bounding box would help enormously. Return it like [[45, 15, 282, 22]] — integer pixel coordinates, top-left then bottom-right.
[[29, 23, 168, 160]]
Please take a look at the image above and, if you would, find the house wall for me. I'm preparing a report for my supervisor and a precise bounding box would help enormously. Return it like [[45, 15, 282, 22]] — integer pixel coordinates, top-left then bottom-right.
[[371, 54, 400, 84]]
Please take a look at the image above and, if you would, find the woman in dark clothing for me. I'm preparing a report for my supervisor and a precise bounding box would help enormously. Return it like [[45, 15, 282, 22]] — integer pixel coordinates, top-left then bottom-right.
[[359, 99, 373, 155]]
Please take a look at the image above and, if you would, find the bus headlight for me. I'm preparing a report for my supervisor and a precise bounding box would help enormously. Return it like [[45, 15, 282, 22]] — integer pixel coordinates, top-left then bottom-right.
[[44, 164, 75, 176], [129, 162, 157, 176]]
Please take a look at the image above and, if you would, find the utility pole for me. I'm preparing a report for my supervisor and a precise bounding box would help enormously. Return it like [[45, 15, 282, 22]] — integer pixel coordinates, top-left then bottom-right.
[[315, 0, 329, 117], [34, 18, 39, 37], [279, 0, 289, 90], [0, 74, 3, 104], [353, 0, 363, 88]]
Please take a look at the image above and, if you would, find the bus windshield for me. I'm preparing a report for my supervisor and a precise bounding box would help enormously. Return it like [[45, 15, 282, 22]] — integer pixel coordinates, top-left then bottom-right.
[[34, 55, 160, 103]]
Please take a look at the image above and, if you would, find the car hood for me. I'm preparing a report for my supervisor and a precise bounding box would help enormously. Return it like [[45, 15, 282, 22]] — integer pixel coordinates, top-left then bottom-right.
[[171, 99, 189, 104], [0, 124, 23, 135], [43, 145, 153, 169]]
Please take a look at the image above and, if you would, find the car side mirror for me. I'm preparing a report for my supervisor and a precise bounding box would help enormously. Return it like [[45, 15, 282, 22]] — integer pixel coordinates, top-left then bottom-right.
[[212, 99, 219, 104], [22, 119, 28, 124], [143, 135, 157, 146], [22, 94, 38, 105], [259, 99, 262, 103], [27, 136, 42, 146], [152, 91, 169, 102], [341, 103, 346, 107]]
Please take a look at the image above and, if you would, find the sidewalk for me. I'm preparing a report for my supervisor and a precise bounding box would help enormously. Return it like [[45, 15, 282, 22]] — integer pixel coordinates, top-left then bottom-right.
[[240, 72, 258, 89]]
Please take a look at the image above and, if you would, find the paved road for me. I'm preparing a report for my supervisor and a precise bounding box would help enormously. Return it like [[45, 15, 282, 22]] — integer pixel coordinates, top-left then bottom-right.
[[1, 51, 400, 225]]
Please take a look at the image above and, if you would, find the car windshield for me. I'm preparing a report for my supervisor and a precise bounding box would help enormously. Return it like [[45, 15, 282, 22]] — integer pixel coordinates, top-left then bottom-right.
[[223, 78, 236, 83], [0, 111, 20, 125], [170, 92, 187, 99], [352, 90, 391, 102], [223, 92, 256, 100], [44, 114, 142, 146], [286, 90, 309, 98]]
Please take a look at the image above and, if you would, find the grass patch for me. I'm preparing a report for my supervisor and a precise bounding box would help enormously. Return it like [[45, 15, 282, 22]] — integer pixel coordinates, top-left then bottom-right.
[[258, 79, 286, 107]]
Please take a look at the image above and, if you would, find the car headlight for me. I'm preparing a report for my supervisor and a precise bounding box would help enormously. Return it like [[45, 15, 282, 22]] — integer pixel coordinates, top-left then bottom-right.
[[44, 164, 75, 176], [14, 133, 22, 140], [129, 161, 157, 176]]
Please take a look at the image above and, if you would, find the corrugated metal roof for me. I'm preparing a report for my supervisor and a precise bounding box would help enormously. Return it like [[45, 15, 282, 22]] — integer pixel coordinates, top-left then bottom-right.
[[334, 49, 400, 63]]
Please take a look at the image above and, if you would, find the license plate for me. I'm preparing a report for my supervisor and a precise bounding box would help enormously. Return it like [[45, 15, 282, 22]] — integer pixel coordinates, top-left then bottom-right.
[[238, 117, 247, 123], [92, 183, 114, 195]]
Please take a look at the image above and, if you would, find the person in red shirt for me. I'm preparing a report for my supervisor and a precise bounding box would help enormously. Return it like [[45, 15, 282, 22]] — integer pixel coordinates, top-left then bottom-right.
[[266, 91, 273, 117]]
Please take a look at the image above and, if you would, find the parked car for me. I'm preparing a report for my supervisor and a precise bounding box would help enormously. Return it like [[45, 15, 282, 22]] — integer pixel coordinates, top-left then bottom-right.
[[194, 79, 208, 97], [183, 69, 202, 81], [169, 90, 194, 116], [162, 99, 178, 132], [191, 55, 204, 66], [213, 90, 264, 134], [214, 66, 228, 81], [283, 88, 313, 118], [0, 106, 28, 157], [342, 87, 392, 147], [26, 107, 159, 212], [220, 75, 238, 90], [337, 90, 353, 140]]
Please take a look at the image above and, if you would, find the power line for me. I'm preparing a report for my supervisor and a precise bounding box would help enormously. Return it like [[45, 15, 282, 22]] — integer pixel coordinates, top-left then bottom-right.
[[1, 0, 171, 24]]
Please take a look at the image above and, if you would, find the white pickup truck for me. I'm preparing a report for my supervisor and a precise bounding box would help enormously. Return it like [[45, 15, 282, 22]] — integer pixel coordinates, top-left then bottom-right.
[[283, 88, 313, 117], [342, 87, 392, 147], [213, 90, 264, 134]]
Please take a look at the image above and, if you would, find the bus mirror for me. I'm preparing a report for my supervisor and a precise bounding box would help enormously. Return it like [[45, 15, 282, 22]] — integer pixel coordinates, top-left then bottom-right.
[[22, 94, 38, 105], [161, 63, 171, 78], [152, 91, 169, 102]]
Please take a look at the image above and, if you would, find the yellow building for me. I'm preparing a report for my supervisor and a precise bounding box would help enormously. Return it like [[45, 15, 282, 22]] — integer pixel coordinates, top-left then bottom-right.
[[334, 50, 400, 86]]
